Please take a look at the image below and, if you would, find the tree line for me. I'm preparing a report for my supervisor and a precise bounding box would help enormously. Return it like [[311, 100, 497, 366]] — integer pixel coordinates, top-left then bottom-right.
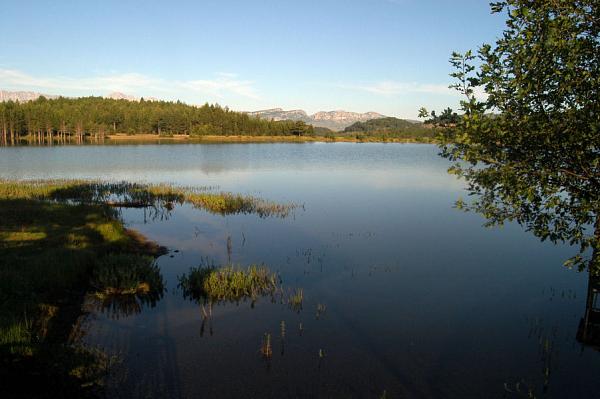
[[0, 96, 315, 143]]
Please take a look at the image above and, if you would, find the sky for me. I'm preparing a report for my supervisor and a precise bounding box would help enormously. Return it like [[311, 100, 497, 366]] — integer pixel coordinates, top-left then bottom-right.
[[0, 0, 506, 119]]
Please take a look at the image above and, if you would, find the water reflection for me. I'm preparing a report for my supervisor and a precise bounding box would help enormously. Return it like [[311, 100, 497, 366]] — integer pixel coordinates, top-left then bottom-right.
[[87, 254, 166, 319], [84, 288, 165, 320], [5, 143, 599, 398]]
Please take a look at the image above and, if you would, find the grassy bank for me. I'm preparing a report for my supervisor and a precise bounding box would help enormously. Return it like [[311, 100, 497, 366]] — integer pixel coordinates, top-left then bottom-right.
[[0, 179, 293, 396], [0, 197, 160, 396]]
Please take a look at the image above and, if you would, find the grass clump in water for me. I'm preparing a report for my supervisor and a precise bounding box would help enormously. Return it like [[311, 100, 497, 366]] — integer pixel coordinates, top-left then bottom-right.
[[260, 333, 272, 359], [287, 288, 304, 312], [87, 254, 165, 319], [179, 263, 280, 304], [91, 254, 163, 297]]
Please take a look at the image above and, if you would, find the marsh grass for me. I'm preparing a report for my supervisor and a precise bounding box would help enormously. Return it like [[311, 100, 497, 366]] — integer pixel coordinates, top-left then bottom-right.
[[0, 179, 296, 218], [91, 254, 163, 297], [260, 333, 273, 359], [87, 254, 165, 319], [0, 178, 293, 393], [316, 303, 327, 319], [287, 288, 304, 312], [0, 194, 165, 394], [179, 263, 280, 304]]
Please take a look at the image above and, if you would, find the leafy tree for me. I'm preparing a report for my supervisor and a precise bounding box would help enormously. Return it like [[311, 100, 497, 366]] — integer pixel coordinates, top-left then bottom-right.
[[440, 1, 600, 272], [419, 107, 460, 126]]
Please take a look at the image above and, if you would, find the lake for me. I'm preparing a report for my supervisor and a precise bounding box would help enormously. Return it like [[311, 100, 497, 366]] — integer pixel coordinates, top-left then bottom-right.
[[1, 142, 598, 398]]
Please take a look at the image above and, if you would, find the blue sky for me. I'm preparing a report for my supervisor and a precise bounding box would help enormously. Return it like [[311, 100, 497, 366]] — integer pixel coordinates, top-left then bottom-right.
[[0, 0, 505, 118]]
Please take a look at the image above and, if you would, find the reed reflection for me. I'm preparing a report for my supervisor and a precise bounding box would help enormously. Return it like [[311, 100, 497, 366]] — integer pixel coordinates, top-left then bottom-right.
[[85, 254, 165, 319]]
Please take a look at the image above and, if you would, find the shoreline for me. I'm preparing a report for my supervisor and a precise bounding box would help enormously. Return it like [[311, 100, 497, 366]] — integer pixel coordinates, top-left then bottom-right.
[[104, 134, 436, 144], [8, 134, 438, 145]]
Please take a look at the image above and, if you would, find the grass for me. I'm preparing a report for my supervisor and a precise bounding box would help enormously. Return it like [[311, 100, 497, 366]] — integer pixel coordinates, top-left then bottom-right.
[[0, 179, 296, 218], [260, 333, 273, 359], [86, 254, 165, 319], [91, 254, 163, 297], [287, 288, 304, 312], [0, 187, 168, 395], [179, 263, 280, 304]]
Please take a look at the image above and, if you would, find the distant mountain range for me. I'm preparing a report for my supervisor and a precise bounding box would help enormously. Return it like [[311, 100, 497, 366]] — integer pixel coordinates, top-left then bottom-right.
[[105, 92, 160, 101], [0, 90, 59, 102], [0, 90, 158, 103], [247, 108, 388, 131]]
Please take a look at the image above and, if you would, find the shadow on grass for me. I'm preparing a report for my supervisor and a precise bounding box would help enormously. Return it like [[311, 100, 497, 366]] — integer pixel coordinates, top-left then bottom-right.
[[0, 179, 294, 396], [0, 199, 164, 397]]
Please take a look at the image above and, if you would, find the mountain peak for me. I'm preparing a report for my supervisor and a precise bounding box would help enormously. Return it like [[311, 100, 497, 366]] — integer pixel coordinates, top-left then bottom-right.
[[0, 90, 58, 102], [247, 108, 387, 131], [106, 92, 137, 101]]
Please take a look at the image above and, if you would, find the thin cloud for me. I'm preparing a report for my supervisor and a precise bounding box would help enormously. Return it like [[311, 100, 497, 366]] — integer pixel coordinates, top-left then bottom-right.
[[0, 68, 260, 100], [181, 72, 259, 100], [342, 81, 453, 96], [342, 80, 488, 100]]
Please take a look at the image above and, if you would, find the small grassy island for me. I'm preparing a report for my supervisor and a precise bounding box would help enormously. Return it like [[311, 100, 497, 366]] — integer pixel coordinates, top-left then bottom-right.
[[0, 179, 294, 395]]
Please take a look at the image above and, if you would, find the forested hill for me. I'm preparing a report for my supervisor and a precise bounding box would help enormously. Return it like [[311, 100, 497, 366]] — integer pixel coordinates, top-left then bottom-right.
[[0, 96, 314, 140], [345, 117, 419, 132], [343, 117, 435, 139]]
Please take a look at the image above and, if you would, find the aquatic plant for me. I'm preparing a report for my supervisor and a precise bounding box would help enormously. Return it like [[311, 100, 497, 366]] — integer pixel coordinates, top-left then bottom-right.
[[87, 254, 164, 319], [0, 179, 296, 218], [91, 254, 163, 296], [316, 303, 327, 319], [260, 333, 272, 359], [287, 288, 304, 312], [0, 313, 34, 356], [280, 320, 286, 339], [178, 263, 280, 304]]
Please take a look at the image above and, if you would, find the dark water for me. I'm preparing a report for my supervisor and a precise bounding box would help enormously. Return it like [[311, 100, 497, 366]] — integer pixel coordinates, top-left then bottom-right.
[[1, 143, 598, 398]]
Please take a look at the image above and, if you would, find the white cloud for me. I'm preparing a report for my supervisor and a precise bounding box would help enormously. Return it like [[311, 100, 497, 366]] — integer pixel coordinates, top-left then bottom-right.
[[342, 80, 454, 96], [0, 68, 260, 100], [342, 80, 489, 101], [181, 72, 259, 100]]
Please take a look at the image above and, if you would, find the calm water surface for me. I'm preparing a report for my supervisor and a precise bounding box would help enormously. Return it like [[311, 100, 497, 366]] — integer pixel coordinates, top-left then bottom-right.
[[1, 143, 598, 398]]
